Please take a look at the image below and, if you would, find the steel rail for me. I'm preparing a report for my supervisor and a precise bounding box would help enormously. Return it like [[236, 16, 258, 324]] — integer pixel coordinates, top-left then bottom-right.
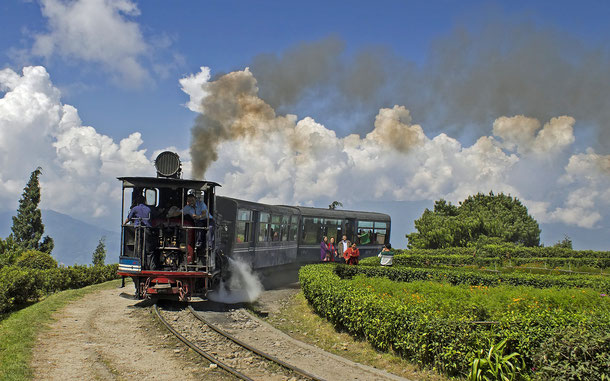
[[188, 306, 325, 381], [153, 304, 253, 381]]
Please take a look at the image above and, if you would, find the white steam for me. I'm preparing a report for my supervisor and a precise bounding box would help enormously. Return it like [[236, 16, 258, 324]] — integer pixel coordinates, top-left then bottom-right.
[[208, 259, 264, 304]]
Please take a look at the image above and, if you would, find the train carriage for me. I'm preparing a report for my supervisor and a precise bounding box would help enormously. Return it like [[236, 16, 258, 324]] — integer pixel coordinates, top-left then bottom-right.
[[118, 152, 391, 300]]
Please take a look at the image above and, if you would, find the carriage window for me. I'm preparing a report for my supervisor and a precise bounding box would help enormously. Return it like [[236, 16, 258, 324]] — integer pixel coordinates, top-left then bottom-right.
[[270, 214, 281, 241], [374, 221, 387, 244], [258, 212, 270, 242], [374, 229, 387, 244], [302, 217, 321, 244], [357, 221, 374, 245], [322, 218, 342, 243], [236, 209, 253, 243]]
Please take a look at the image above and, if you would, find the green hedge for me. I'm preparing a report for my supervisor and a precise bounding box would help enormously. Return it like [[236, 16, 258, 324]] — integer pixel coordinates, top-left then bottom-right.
[[337, 264, 610, 292], [0, 264, 119, 313], [361, 253, 610, 270], [300, 264, 610, 377], [395, 246, 610, 259]]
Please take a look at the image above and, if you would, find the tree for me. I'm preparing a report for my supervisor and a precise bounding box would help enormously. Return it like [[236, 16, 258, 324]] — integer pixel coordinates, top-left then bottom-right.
[[328, 201, 343, 210], [406, 192, 541, 249], [92, 236, 107, 266], [16, 250, 57, 270], [553, 235, 573, 249], [10, 167, 54, 253]]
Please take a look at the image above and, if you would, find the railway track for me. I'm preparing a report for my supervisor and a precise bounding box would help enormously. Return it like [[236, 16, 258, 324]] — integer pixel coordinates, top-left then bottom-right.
[[154, 303, 323, 381]]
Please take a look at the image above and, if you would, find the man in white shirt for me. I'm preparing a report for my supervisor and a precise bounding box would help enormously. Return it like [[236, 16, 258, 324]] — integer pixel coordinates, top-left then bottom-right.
[[338, 235, 351, 262]]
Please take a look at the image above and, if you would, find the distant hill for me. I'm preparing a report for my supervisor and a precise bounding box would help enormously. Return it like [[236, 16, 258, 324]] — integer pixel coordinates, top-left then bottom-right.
[[0, 210, 120, 265]]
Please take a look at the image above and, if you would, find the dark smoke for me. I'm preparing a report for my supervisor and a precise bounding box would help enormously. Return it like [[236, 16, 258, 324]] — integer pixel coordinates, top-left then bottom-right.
[[191, 18, 610, 177], [248, 21, 610, 146]]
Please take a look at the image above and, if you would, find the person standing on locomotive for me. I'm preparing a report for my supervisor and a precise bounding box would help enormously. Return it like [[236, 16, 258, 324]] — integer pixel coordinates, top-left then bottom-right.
[[124, 194, 151, 226], [183, 192, 213, 247]]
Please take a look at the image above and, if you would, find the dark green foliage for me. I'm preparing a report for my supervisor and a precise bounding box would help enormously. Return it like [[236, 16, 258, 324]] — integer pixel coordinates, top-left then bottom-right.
[[9, 168, 54, 253], [0, 236, 23, 269], [382, 245, 610, 259], [16, 250, 57, 270], [406, 192, 541, 249], [0, 264, 119, 313], [361, 252, 610, 270], [553, 235, 573, 249], [300, 264, 610, 378], [336, 264, 610, 292], [92, 236, 106, 266], [328, 201, 343, 210], [533, 326, 610, 379]]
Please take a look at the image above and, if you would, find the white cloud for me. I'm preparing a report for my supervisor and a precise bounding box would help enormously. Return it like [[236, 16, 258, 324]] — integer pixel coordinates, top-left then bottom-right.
[[493, 115, 575, 156], [179, 67, 609, 231], [0, 66, 154, 226], [31, 0, 151, 86]]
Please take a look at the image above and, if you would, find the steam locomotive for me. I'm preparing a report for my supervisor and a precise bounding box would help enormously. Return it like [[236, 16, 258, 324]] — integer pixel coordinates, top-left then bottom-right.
[[118, 152, 391, 301]]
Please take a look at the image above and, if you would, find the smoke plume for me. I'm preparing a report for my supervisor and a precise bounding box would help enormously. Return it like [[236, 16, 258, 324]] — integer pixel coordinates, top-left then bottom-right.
[[247, 22, 610, 147]]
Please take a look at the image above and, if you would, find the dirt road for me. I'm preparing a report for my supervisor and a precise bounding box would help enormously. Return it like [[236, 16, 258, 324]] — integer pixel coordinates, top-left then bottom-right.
[[30, 286, 226, 380]]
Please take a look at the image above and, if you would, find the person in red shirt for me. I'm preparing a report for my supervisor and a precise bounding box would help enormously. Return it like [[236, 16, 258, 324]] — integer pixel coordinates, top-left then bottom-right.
[[344, 242, 360, 265]]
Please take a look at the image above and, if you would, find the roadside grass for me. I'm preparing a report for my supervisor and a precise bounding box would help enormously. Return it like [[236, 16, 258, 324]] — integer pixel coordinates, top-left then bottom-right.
[[0, 279, 122, 381], [261, 291, 451, 381]]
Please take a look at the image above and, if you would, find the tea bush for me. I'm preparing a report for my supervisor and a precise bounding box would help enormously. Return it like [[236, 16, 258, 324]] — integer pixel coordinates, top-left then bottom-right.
[[337, 264, 610, 292], [300, 264, 610, 378], [0, 264, 119, 313], [364, 252, 610, 269], [392, 246, 610, 259]]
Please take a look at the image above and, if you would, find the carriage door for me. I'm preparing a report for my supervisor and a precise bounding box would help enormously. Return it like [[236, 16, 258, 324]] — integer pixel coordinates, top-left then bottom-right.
[[345, 218, 356, 242]]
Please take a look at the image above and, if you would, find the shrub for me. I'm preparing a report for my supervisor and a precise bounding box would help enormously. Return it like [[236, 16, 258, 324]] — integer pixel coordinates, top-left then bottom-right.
[[300, 264, 610, 378], [336, 264, 610, 293], [0, 264, 119, 313], [533, 326, 610, 380], [15, 250, 58, 270]]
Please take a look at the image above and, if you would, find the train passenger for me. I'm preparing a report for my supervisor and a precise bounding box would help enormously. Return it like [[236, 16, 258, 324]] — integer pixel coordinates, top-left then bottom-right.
[[378, 243, 395, 266], [124, 195, 151, 227], [344, 242, 360, 265], [329, 237, 337, 262], [338, 235, 351, 263], [320, 236, 331, 262]]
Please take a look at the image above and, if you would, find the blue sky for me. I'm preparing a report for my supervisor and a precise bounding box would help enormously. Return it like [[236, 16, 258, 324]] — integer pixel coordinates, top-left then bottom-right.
[[1, 0, 609, 249], [3, 0, 608, 150]]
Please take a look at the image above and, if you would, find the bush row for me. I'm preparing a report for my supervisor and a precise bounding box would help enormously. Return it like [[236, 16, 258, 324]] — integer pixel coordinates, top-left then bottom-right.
[[397, 245, 610, 259], [300, 264, 610, 378], [366, 252, 610, 269], [339, 263, 610, 292], [0, 264, 119, 313]]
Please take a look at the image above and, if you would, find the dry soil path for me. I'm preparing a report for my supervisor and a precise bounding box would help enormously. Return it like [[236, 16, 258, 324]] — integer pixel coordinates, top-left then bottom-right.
[[30, 286, 218, 381]]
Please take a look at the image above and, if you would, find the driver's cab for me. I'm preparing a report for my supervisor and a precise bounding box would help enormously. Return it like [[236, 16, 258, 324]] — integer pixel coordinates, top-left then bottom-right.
[[119, 176, 220, 274]]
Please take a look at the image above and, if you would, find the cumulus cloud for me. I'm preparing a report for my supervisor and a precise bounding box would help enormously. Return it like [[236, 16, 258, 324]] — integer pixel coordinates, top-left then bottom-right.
[[31, 0, 151, 86], [178, 66, 609, 231], [493, 115, 575, 156], [0, 66, 153, 224]]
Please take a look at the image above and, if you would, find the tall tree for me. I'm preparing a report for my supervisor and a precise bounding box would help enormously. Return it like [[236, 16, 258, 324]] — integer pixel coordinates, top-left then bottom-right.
[[92, 236, 107, 266], [406, 192, 541, 249], [10, 167, 54, 253]]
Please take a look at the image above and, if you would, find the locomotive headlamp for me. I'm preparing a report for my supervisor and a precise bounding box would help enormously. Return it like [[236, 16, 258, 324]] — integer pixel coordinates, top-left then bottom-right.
[[155, 151, 181, 178]]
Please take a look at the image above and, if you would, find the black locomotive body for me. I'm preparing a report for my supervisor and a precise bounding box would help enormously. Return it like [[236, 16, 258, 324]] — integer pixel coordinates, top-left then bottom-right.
[[118, 152, 390, 301]]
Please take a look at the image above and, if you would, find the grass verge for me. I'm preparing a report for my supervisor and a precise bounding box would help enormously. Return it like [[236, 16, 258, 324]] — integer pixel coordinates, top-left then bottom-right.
[[260, 290, 450, 381], [0, 279, 122, 381]]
